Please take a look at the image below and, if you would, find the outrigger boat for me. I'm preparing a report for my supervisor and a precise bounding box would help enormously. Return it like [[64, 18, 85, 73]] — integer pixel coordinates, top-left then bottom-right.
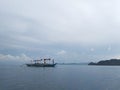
[[26, 58, 56, 67]]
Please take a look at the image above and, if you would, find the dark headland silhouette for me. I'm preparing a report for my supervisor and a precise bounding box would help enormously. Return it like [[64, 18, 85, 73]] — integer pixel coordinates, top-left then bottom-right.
[[88, 59, 120, 66]]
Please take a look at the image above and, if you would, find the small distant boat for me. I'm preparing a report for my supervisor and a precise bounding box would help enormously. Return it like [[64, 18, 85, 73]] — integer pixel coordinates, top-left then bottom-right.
[[26, 58, 56, 67]]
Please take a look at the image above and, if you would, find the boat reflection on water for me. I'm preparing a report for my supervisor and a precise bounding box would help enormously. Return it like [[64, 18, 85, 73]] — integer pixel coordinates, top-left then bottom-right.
[[26, 58, 56, 67]]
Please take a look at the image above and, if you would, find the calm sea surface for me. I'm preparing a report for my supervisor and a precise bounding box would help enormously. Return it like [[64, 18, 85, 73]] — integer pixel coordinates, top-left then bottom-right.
[[1, 64, 120, 90]]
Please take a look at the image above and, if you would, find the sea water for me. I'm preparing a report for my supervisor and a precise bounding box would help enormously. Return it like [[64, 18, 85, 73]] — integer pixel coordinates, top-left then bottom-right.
[[1, 64, 120, 90]]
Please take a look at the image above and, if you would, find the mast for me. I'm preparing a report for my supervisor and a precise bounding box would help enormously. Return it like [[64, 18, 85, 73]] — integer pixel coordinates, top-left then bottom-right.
[[52, 59, 54, 64], [43, 58, 51, 64]]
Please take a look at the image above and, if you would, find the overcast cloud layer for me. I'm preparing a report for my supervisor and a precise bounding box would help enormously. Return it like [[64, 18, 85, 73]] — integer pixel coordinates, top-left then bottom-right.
[[0, 0, 120, 63]]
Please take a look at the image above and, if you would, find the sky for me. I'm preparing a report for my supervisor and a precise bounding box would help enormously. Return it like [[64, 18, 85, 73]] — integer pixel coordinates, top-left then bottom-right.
[[0, 0, 120, 63]]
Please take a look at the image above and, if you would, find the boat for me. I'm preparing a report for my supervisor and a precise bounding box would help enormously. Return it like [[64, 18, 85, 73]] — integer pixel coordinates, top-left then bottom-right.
[[26, 58, 56, 67]]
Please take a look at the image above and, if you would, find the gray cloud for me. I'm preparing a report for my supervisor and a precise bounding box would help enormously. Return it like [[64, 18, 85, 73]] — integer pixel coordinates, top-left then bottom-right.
[[0, 0, 120, 62], [0, 53, 31, 61]]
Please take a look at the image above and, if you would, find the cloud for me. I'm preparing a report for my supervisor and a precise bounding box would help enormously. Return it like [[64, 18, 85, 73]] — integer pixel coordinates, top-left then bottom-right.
[[0, 54, 31, 61], [0, 0, 120, 62], [0, 13, 51, 49], [57, 50, 67, 55], [90, 48, 95, 52], [1, 0, 120, 46]]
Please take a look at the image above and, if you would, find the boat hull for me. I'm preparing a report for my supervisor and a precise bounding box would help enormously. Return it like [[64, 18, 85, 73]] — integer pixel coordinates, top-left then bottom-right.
[[26, 63, 56, 67]]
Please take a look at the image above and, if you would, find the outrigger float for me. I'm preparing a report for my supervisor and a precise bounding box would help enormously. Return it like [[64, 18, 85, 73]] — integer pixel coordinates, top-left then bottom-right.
[[26, 58, 56, 67]]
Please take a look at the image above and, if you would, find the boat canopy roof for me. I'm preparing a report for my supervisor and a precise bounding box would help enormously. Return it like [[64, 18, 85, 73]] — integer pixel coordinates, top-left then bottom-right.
[[33, 58, 51, 62]]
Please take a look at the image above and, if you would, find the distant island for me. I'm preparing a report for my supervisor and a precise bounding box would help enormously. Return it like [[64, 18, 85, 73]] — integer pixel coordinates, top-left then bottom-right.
[[88, 59, 120, 65], [57, 63, 88, 65]]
